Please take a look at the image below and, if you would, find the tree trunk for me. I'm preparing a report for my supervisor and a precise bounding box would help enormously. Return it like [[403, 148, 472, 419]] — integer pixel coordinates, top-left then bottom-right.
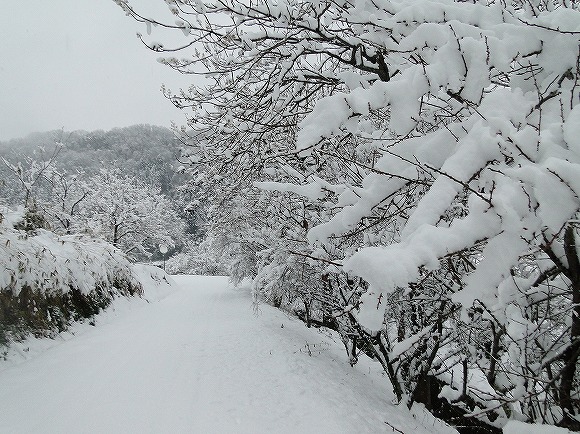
[[559, 226, 580, 430]]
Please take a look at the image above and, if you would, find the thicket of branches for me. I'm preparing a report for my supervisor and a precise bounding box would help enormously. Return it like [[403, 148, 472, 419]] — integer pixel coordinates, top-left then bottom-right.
[[115, 0, 580, 430], [1, 141, 187, 261]]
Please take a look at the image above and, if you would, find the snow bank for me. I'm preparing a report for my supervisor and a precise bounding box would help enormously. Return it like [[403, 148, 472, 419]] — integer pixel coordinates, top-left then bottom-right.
[[0, 218, 143, 345], [132, 263, 179, 302], [503, 420, 573, 434], [0, 264, 176, 368]]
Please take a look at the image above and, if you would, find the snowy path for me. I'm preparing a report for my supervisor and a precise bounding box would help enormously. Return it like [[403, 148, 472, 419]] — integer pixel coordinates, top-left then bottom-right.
[[0, 275, 455, 434]]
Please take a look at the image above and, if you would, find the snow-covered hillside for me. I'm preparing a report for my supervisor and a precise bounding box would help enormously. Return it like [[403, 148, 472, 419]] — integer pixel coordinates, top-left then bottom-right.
[[0, 274, 456, 434]]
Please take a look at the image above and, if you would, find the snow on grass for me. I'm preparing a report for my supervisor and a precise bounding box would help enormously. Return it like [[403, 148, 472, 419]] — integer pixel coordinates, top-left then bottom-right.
[[0, 225, 140, 297], [0, 274, 457, 434]]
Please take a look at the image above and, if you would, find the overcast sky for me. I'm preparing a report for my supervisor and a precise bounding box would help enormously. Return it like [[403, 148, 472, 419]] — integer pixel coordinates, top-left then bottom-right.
[[0, 0, 193, 141]]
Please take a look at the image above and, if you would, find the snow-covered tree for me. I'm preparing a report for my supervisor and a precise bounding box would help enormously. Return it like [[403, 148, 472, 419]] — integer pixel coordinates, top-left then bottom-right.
[[1, 143, 62, 208], [38, 168, 90, 234], [78, 168, 185, 260], [1, 144, 65, 232], [115, 0, 580, 429]]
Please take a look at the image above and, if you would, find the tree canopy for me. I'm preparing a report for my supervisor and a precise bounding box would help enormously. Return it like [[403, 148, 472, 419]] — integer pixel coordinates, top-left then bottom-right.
[[115, 0, 580, 430]]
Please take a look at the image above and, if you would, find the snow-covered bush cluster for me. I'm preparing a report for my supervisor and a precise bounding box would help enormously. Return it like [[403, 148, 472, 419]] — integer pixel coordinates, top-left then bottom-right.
[[165, 238, 229, 275], [77, 168, 186, 259], [1, 150, 186, 261], [0, 208, 142, 347], [116, 0, 580, 430]]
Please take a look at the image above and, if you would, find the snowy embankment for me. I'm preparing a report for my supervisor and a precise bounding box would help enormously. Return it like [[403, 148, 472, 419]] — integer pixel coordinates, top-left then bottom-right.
[[0, 273, 456, 434], [0, 217, 143, 346]]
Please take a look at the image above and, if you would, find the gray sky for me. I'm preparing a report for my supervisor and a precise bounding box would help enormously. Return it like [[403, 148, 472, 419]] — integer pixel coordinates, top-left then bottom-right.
[[0, 0, 193, 141]]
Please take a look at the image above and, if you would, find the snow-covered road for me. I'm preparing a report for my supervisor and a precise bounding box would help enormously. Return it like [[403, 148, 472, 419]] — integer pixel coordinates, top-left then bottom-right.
[[0, 275, 456, 434]]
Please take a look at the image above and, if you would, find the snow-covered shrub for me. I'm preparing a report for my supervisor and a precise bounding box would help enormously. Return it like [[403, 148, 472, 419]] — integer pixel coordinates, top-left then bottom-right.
[[0, 220, 142, 346], [165, 238, 229, 276], [12, 201, 49, 233]]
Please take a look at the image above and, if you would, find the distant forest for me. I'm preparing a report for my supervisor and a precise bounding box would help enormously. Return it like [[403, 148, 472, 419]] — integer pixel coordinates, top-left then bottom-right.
[[0, 124, 182, 198]]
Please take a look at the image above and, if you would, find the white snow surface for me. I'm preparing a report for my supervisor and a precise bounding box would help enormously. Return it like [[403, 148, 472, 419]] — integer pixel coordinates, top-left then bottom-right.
[[503, 420, 573, 434], [0, 274, 457, 434]]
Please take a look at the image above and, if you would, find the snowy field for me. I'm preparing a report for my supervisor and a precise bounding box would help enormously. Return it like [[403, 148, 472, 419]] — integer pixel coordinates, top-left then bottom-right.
[[0, 273, 457, 434]]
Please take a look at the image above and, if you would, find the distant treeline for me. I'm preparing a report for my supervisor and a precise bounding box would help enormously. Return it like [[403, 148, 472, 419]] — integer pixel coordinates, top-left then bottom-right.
[[0, 124, 181, 195]]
